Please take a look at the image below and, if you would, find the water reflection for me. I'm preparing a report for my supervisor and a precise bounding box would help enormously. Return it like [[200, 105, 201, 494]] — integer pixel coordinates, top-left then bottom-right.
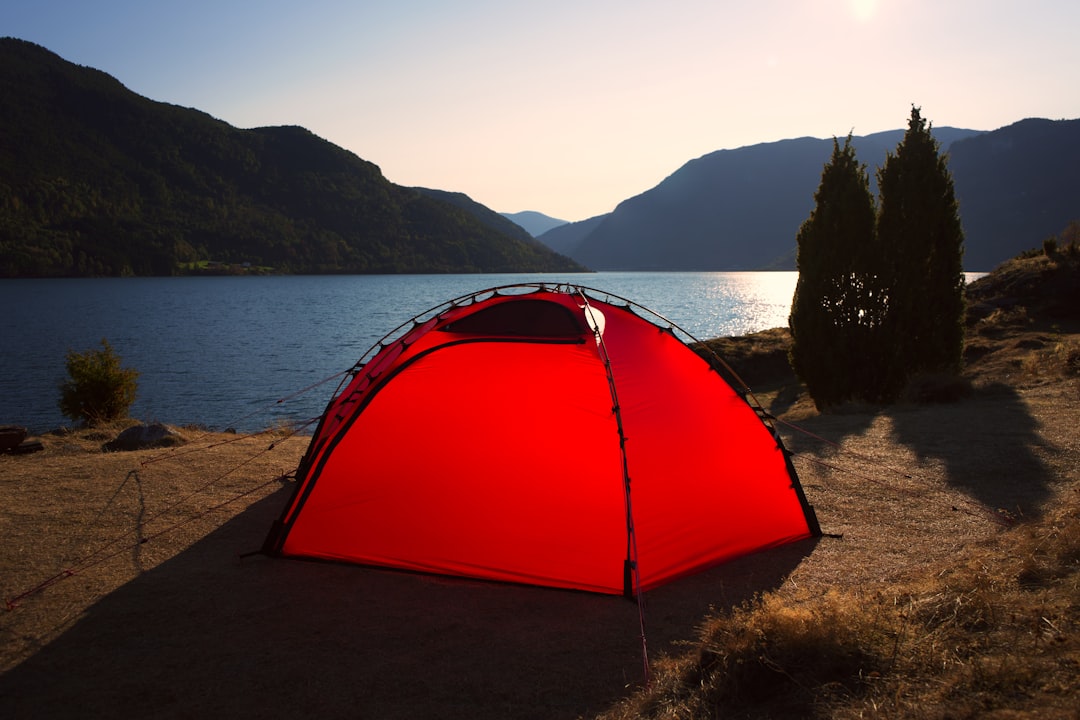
[[0, 271, 984, 433]]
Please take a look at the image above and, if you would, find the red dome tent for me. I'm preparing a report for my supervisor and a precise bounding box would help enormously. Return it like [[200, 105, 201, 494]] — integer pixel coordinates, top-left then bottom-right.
[[263, 284, 819, 596]]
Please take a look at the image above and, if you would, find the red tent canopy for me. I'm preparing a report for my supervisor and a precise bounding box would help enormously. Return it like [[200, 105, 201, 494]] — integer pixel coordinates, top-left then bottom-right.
[[264, 285, 818, 595]]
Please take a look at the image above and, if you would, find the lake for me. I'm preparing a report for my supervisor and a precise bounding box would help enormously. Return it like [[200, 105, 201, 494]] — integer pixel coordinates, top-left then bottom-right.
[[0, 271, 964, 434]]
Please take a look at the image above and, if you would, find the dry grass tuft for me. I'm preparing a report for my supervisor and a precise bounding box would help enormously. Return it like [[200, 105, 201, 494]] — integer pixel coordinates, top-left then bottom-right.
[[1015, 336, 1079, 379], [974, 305, 1032, 334], [600, 500, 1080, 720]]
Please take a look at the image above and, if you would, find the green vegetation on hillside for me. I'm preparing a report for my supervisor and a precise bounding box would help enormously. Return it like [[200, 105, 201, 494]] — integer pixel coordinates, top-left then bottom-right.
[[0, 38, 584, 277]]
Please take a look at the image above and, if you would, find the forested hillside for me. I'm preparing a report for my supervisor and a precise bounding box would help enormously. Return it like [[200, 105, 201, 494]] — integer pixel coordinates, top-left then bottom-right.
[[0, 38, 582, 277]]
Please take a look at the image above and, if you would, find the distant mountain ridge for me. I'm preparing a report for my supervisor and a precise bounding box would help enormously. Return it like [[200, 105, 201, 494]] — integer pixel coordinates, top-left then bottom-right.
[[537, 120, 1079, 271], [499, 211, 567, 237], [416, 188, 537, 243], [947, 118, 1080, 269], [0, 38, 583, 277], [4, 37, 1076, 277]]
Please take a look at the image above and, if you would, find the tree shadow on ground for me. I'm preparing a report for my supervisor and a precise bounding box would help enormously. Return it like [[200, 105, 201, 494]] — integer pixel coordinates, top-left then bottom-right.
[[0, 487, 817, 720], [779, 383, 1057, 524], [884, 383, 1056, 518], [767, 382, 1065, 555]]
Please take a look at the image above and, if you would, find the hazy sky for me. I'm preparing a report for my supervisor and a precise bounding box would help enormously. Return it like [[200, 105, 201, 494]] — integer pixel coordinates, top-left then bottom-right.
[[5, 1, 1079, 221]]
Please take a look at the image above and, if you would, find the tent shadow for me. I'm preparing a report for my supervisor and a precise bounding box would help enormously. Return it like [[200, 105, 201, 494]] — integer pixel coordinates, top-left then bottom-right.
[[884, 383, 1055, 517], [0, 487, 817, 720]]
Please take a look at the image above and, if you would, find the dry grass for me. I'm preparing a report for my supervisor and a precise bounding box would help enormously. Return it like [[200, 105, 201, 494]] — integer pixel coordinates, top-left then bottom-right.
[[599, 490, 1080, 719], [2, 254, 1078, 719]]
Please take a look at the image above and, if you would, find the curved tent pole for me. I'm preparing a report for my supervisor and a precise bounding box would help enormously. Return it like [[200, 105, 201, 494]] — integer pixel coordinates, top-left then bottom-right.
[[572, 288, 651, 681], [572, 289, 641, 600]]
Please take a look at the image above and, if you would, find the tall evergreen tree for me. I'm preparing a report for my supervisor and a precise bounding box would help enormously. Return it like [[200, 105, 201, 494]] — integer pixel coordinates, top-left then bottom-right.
[[876, 107, 966, 391], [789, 135, 879, 409]]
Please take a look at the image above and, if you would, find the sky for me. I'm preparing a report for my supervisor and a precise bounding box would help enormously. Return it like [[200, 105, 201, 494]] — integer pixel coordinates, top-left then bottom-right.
[[4, 1, 1080, 222]]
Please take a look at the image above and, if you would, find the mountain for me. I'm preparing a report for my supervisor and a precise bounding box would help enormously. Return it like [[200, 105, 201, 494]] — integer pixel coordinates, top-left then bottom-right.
[[416, 188, 535, 243], [500, 211, 567, 237], [562, 120, 1079, 272], [569, 127, 984, 271], [0, 38, 584, 277], [535, 215, 608, 257], [947, 118, 1080, 270], [5, 39, 1074, 278]]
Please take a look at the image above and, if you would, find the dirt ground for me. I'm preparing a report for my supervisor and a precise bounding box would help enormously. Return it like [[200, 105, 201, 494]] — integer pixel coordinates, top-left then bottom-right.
[[2, 264, 1078, 718]]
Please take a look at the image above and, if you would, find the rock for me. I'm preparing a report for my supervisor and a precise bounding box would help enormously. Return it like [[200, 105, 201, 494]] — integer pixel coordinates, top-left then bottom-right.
[[103, 423, 186, 452], [0, 425, 28, 453], [12, 439, 44, 454]]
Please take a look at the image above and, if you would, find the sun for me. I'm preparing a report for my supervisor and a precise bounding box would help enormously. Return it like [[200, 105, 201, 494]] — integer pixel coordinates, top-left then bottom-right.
[[849, 0, 879, 22]]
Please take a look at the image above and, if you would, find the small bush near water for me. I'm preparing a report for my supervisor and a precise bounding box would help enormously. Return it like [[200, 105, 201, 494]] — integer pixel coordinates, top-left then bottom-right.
[[58, 339, 139, 426]]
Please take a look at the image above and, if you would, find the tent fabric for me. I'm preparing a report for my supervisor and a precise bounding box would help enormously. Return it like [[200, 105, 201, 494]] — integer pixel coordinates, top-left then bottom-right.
[[264, 285, 819, 595]]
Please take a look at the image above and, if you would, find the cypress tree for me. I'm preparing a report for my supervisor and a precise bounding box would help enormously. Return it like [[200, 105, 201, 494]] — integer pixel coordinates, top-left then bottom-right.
[[876, 107, 966, 393], [789, 135, 879, 410]]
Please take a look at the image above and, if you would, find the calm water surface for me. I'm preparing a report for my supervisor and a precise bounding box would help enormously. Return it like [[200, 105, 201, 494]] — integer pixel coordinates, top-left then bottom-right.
[[1, 272, 801, 432]]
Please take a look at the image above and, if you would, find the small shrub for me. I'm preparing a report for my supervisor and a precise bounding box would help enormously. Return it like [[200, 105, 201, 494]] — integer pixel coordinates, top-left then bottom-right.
[[1042, 235, 1059, 258], [1019, 339, 1080, 381], [1059, 341, 1080, 377], [58, 339, 139, 426]]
